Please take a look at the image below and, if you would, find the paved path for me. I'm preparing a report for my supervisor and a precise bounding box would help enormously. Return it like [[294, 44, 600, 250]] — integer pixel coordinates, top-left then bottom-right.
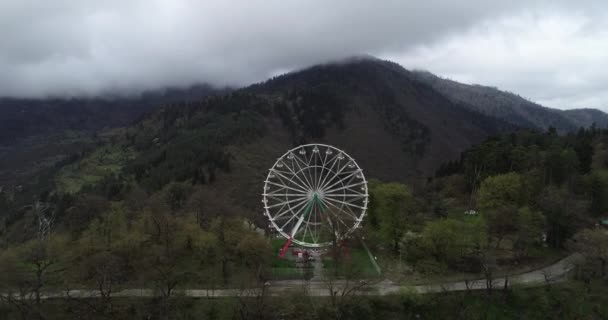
[[1, 253, 583, 300]]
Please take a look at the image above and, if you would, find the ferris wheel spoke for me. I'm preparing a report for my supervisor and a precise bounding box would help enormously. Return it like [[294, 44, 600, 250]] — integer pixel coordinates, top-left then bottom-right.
[[324, 192, 367, 206], [286, 199, 315, 237], [326, 209, 350, 232], [319, 197, 359, 221], [298, 204, 315, 242], [341, 170, 359, 187], [324, 193, 367, 206], [265, 195, 309, 212], [269, 202, 288, 220], [265, 180, 307, 194], [290, 155, 315, 191], [321, 148, 330, 166], [272, 198, 309, 219], [295, 211, 314, 243], [323, 181, 367, 194], [323, 193, 367, 197], [275, 160, 314, 192], [305, 146, 317, 166], [322, 196, 367, 211], [314, 153, 319, 190], [264, 194, 289, 204], [321, 170, 360, 193], [318, 158, 356, 191], [271, 169, 311, 194], [280, 199, 311, 231], [316, 154, 342, 192], [265, 196, 308, 209], [312, 205, 319, 244], [302, 156, 316, 191], [341, 198, 365, 221], [264, 192, 308, 197]]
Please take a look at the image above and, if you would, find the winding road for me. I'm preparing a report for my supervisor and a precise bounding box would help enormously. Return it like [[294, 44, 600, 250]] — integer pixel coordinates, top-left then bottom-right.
[[2, 253, 583, 300]]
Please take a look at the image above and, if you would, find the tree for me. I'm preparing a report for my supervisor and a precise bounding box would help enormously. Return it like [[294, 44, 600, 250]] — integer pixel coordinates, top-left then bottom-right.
[[477, 173, 523, 247], [236, 234, 272, 282], [63, 195, 110, 234], [164, 182, 192, 211], [484, 205, 518, 248], [0, 233, 68, 320], [477, 173, 522, 211], [72, 204, 135, 307], [514, 207, 546, 259], [419, 217, 487, 271], [538, 186, 588, 248], [589, 172, 608, 217], [0, 247, 34, 320], [135, 210, 188, 299], [368, 181, 416, 253], [567, 229, 608, 283], [210, 216, 256, 285]]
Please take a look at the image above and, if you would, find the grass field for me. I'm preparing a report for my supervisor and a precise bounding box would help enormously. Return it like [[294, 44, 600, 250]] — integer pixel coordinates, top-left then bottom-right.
[[269, 238, 380, 279]]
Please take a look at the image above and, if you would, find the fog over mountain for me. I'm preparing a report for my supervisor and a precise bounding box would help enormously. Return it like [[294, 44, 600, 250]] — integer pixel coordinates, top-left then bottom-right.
[[1, 0, 607, 110]]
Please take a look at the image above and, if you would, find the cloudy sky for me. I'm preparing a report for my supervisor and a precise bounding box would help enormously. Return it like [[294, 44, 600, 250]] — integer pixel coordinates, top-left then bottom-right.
[[1, 1, 607, 110]]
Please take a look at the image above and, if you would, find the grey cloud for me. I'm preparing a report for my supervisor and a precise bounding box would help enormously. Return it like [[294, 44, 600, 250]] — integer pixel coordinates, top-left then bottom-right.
[[1, 0, 607, 111]]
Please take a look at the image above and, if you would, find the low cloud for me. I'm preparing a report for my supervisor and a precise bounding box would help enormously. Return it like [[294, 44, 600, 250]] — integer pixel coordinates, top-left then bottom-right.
[[1, 1, 607, 110]]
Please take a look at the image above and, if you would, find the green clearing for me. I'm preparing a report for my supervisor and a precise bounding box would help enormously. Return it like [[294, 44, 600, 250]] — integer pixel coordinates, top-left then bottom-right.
[[55, 146, 135, 193], [270, 238, 379, 279], [321, 247, 380, 277]]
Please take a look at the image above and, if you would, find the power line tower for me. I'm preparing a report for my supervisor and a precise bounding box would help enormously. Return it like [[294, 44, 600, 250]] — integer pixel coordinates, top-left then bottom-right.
[[33, 201, 54, 241]]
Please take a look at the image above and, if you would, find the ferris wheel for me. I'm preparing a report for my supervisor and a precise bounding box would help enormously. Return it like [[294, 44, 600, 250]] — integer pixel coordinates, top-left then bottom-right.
[[263, 144, 368, 256]]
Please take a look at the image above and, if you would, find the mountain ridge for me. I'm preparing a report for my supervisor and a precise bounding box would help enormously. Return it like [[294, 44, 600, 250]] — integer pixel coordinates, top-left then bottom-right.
[[408, 68, 608, 130], [2, 57, 608, 207]]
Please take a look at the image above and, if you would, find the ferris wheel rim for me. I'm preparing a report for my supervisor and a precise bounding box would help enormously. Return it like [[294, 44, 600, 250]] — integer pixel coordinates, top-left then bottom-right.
[[263, 143, 368, 248]]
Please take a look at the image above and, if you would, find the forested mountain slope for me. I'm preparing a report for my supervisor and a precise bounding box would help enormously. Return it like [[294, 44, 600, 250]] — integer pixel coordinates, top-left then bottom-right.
[[0, 84, 228, 145], [109, 58, 520, 227], [410, 70, 608, 131]]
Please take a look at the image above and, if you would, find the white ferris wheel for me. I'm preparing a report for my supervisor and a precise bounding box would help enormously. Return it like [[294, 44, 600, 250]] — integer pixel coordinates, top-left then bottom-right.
[[263, 144, 368, 254]]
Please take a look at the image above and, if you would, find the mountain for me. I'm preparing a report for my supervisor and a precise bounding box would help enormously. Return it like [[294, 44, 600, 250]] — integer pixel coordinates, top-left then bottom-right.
[[0, 84, 229, 145], [116, 58, 520, 220], [5, 57, 608, 212], [0, 85, 228, 201], [409, 70, 608, 131], [563, 108, 608, 128]]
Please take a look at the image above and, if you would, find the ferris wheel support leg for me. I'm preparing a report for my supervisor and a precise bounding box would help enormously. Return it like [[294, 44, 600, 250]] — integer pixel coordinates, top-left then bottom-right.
[[278, 237, 292, 258], [339, 240, 350, 259]]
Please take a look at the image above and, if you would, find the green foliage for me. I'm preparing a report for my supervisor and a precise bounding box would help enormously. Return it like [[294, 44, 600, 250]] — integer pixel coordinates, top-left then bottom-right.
[[164, 182, 193, 211], [454, 128, 598, 190], [590, 170, 608, 216], [367, 181, 416, 252], [417, 217, 487, 271], [514, 207, 546, 258], [55, 145, 135, 194], [126, 94, 269, 190], [477, 172, 522, 211], [567, 228, 608, 281], [538, 185, 587, 248]]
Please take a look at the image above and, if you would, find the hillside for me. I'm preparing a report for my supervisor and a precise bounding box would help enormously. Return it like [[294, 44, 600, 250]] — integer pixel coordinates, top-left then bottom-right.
[[563, 108, 608, 128], [5, 58, 608, 213], [0, 84, 228, 145], [0, 85, 227, 203], [2, 59, 608, 320], [410, 70, 608, 131], [98, 58, 521, 227]]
